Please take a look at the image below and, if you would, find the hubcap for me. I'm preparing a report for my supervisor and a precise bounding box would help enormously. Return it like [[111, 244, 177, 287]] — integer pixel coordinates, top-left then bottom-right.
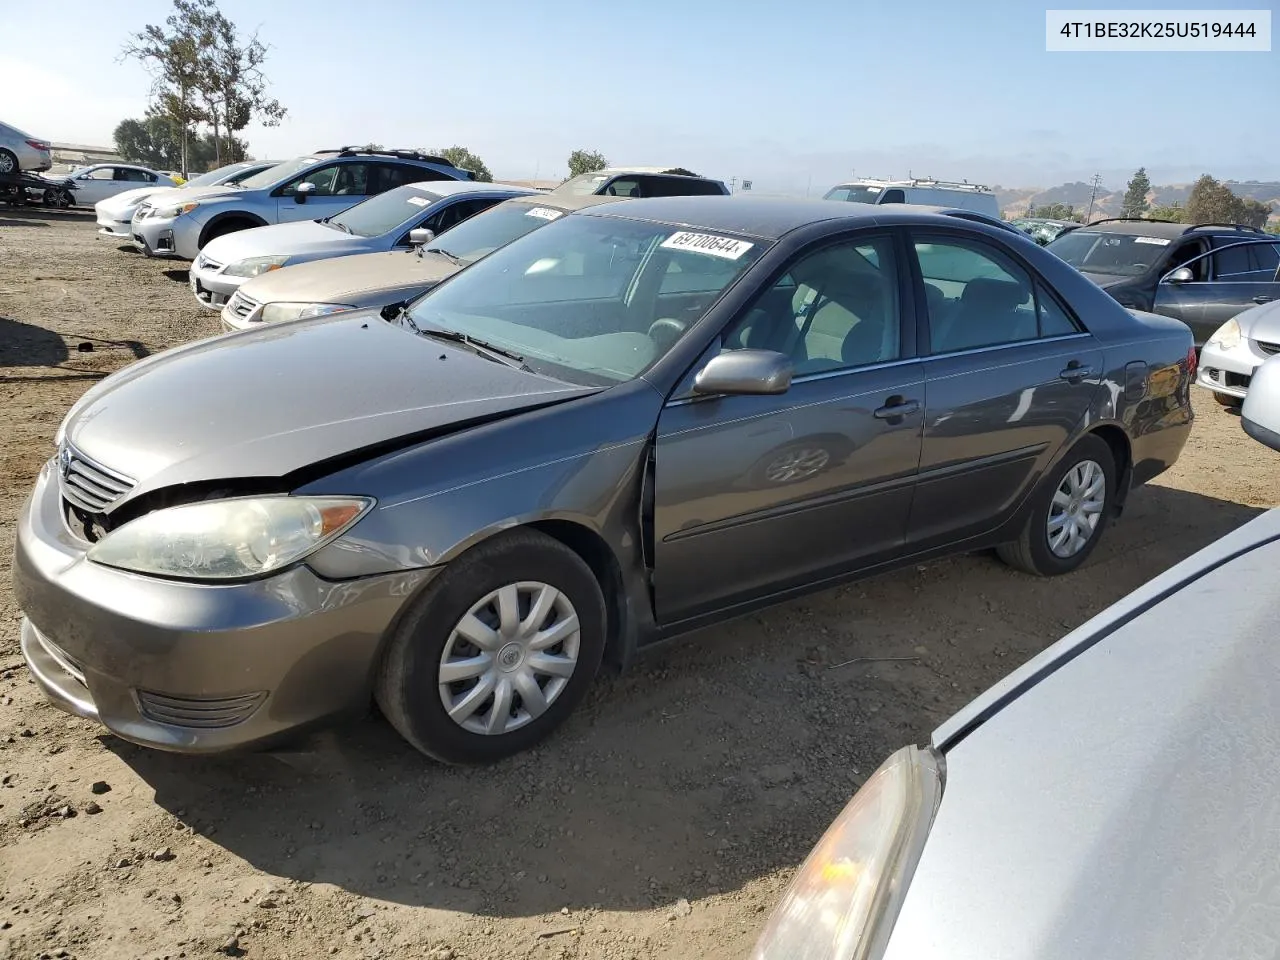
[[1047, 459, 1106, 559], [438, 581, 581, 736], [0, 155, 14, 174], [764, 447, 830, 483]]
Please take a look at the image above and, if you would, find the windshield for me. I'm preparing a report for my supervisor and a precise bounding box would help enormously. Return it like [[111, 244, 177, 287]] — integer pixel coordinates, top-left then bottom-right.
[[330, 185, 443, 238], [1046, 230, 1172, 276], [406, 215, 765, 385], [554, 172, 612, 196], [824, 184, 885, 204], [187, 162, 262, 189], [421, 201, 568, 264], [234, 155, 318, 190]]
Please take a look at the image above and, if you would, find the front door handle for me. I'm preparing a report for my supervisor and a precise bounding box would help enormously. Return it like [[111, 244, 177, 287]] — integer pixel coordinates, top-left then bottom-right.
[[1059, 361, 1095, 383], [873, 396, 920, 420], [1254, 296, 1275, 304]]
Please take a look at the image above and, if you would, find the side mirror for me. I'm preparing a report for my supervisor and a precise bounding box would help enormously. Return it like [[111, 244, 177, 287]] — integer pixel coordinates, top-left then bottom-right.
[[693, 349, 793, 396], [295, 181, 316, 203], [1241, 354, 1280, 451], [1165, 266, 1194, 284], [409, 228, 435, 246]]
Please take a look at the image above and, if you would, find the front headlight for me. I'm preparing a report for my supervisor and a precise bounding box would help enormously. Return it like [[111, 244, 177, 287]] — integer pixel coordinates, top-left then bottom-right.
[[751, 745, 944, 960], [1207, 318, 1242, 350], [260, 302, 356, 324], [87, 495, 372, 581], [152, 200, 200, 219], [223, 255, 290, 278]]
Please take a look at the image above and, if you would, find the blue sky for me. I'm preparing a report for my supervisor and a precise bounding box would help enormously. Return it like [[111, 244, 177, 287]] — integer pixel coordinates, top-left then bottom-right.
[[2, 0, 1275, 193]]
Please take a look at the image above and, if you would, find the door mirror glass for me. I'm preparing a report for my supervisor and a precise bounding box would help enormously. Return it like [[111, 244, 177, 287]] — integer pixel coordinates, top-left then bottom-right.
[[295, 181, 316, 203], [409, 227, 435, 246], [1241, 354, 1280, 451], [693, 349, 793, 396], [1165, 266, 1194, 284]]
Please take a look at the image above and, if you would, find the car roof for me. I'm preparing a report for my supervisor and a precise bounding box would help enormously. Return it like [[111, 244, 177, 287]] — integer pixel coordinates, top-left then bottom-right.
[[1072, 219, 1192, 238], [582, 196, 1004, 240], [404, 180, 535, 197], [503, 192, 629, 213], [592, 166, 713, 178]]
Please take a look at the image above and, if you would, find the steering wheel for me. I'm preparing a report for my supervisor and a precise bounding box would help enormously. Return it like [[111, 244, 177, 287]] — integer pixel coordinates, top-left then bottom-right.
[[647, 317, 688, 352]]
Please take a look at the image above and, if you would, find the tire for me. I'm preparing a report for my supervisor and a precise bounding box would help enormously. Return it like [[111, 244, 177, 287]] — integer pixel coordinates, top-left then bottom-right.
[[201, 218, 256, 246], [996, 434, 1116, 576], [1214, 392, 1242, 409], [0, 150, 17, 176], [375, 529, 607, 764]]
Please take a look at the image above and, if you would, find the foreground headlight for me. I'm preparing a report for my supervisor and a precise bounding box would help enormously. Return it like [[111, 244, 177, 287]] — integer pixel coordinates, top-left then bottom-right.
[[152, 200, 200, 219], [260, 302, 356, 324], [1207, 318, 1242, 350], [87, 495, 372, 580], [223, 255, 290, 278], [751, 745, 944, 960]]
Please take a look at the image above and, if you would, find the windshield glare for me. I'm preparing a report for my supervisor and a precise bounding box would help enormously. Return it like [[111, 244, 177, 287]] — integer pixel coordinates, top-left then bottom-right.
[[187, 162, 257, 188], [407, 215, 764, 385], [555, 173, 611, 196], [824, 185, 885, 204], [235, 155, 317, 190], [1046, 230, 1171, 276], [423, 202, 566, 263], [331, 185, 443, 238]]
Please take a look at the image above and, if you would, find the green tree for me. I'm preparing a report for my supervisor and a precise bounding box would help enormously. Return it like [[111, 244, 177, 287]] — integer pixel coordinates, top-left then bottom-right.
[[1032, 202, 1080, 222], [121, 0, 215, 176], [1239, 197, 1274, 229], [567, 149, 608, 178], [1184, 174, 1271, 227], [1121, 167, 1151, 218], [115, 116, 247, 172], [198, 5, 286, 167], [430, 145, 493, 182], [1148, 202, 1185, 222]]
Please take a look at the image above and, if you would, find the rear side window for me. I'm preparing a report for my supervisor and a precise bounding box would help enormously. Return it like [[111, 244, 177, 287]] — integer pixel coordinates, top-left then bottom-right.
[[1212, 242, 1254, 279], [373, 163, 444, 192], [1252, 242, 1280, 277], [643, 176, 725, 197]]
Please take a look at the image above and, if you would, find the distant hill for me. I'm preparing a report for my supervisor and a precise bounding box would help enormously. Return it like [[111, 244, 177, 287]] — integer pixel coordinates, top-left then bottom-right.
[[996, 180, 1280, 225]]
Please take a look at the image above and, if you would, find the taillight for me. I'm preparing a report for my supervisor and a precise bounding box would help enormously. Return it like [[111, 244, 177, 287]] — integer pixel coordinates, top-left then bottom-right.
[[25, 139, 49, 151], [1186, 346, 1198, 380]]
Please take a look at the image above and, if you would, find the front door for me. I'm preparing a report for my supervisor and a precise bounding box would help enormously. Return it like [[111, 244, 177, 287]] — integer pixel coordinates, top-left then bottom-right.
[[653, 233, 925, 624], [904, 231, 1104, 548], [275, 161, 371, 222]]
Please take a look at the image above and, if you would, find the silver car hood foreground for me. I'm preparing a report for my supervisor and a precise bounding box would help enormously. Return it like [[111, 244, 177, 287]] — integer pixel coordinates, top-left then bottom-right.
[[201, 218, 375, 267], [64, 313, 593, 508], [237, 249, 459, 305], [884, 508, 1280, 960], [1235, 297, 1280, 341]]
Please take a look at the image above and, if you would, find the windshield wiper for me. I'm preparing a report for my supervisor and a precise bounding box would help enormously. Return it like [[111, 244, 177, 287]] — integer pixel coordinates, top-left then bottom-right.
[[411, 323, 530, 370], [324, 219, 352, 234], [420, 246, 463, 265]]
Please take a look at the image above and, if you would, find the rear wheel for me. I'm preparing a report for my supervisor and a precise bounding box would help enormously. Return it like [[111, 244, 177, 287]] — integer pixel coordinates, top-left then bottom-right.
[[375, 529, 606, 764], [0, 150, 18, 176], [997, 434, 1115, 576]]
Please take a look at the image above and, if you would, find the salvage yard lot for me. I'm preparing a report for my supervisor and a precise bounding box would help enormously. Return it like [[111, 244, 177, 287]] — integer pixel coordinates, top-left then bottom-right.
[[1, 207, 1278, 960]]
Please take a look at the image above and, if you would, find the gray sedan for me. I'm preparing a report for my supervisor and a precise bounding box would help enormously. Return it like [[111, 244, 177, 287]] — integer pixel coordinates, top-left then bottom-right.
[[14, 198, 1194, 763], [753, 374, 1280, 960]]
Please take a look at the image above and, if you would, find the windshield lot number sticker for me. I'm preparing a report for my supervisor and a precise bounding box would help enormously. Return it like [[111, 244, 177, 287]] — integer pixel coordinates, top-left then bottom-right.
[[525, 207, 562, 221], [661, 231, 754, 260], [1134, 236, 1171, 245], [405, 196, 431, 207]]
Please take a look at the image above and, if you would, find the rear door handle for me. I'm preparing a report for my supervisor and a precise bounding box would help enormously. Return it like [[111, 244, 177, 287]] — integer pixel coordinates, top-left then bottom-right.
[[873, 396, 920, 420], [1254, 296, 1275, 304], [1059, 361, 1095, 383]]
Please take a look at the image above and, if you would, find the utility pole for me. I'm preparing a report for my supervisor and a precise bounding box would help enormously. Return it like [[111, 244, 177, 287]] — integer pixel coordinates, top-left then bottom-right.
[[729, 176, 738, 192], [806, 172, 813, 197], [1085, 172, 1103, 223]]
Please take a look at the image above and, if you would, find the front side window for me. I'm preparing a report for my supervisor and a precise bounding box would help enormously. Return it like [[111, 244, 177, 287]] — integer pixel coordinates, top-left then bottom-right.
[[244, 156, 321, 191], [406, 216, 765, 385], [723, 237, 900, 376], [418, 201, 568, 264], [417, 197, 504, 238], [81, 167, 115, 180], [330, 185, 443, 238], [913, 235, 1078, 353], [1046, 230, 1174, 277], [603, 177, 641, 197]]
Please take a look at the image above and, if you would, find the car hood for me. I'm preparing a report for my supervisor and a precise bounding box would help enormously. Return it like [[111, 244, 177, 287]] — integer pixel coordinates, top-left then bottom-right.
[[237, 249, 460, 306], [883, 509, 1280, 960], [200, 219, 372, 267], [98, 186, 174, 213], [1079, 271, 1133, 290], [1234, 297, 1280, 341], [62, 312, 594, 508]]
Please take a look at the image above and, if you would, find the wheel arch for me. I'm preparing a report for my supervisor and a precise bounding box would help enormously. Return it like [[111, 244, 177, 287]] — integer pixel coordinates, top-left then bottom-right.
[[1083, 421, 1133, 511], [197, 210, 269, 248]]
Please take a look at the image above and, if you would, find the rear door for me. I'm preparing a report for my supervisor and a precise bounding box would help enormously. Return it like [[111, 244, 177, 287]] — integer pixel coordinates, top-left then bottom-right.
[[652, 231, 926, 623], [905, 228, 1104, 549]]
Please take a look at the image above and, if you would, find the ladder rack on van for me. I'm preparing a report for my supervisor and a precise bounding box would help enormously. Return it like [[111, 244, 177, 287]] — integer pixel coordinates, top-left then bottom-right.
[[903, 178, 992, 193]]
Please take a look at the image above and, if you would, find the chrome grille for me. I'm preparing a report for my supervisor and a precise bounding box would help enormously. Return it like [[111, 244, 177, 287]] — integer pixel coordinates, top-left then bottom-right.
[[1257, 340, 1280, 356], [227, 291, 259, 320], [58, 443, 136, 513], [136, 690, 266, 728]]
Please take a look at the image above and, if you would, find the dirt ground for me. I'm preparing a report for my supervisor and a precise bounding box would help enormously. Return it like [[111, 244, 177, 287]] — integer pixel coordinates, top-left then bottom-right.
[[1, 206, 1278, 960]]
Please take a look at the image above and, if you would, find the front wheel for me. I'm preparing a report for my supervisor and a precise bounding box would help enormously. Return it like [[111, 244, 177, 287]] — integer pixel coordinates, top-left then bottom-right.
[[1213, 392, 1243, 409], [997, 434, 1116, 576], [375, 529, 606, 764]]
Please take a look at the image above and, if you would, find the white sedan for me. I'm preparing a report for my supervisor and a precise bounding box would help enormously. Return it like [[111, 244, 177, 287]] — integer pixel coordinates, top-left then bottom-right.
[[1196, 298, 1280, 407], [63, 163, 178, 206]]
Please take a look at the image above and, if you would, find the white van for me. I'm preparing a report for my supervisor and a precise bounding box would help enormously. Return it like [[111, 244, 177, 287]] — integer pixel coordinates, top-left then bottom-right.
[[823, 178, 1000, 218]]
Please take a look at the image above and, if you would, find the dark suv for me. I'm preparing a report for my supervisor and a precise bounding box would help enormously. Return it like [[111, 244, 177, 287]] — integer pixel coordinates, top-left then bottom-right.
[[1045, 218, 1280, 345], [552, 166, 729, 198]]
